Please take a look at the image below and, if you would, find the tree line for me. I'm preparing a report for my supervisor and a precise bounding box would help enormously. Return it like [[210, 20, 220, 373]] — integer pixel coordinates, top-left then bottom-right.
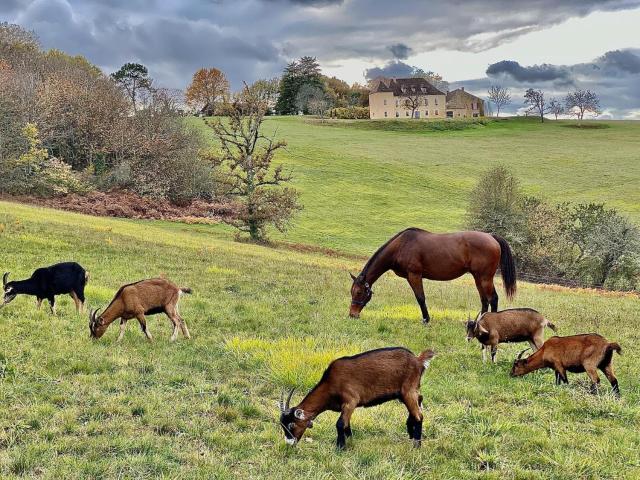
[[0, 23, 299, 242], [487, 85, 601, 121]]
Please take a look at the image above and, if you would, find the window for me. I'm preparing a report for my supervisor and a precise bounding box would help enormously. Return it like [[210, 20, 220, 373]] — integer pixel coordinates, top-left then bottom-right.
[[395, 99, 399, 107], [396, 111, 399, 117], [425, 110, 428, 116], [435, 98, 438, 105], [383, 99, 387, 105], [424, 98, 428, 106], [472, 102, 477, 110], [421, 87, 426, 93], [384, 111, 388, 117], [435, 110, 439, 115], [473, 113, 479, 117]]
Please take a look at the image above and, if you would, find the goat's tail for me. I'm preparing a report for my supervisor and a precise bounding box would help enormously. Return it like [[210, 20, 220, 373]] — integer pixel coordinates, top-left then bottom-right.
[[607, 342, 622, 355], [180, 287, 193, 295], [491, 234, 517, 299], [418, 349, 436, 370], [545, 319, 557, 333]]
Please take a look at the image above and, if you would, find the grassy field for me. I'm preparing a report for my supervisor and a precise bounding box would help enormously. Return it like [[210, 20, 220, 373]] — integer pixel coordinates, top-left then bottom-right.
[[192, 116, 640, 255], [1, 201, 639, 479]]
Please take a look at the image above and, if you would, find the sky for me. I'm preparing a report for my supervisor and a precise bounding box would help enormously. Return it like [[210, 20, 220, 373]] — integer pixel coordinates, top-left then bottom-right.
[[2, 0, 640, 118]]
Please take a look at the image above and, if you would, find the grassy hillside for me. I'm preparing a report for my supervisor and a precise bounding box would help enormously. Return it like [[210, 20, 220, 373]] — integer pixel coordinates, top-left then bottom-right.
[[1, 202, 639, 478], [192, 116, 640, 254]]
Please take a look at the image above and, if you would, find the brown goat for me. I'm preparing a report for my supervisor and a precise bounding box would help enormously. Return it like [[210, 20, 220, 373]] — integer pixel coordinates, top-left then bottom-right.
[[89, 278, 191, 342], [279, 347, 435, 449], [466, 308, 557, 363], [511, 334, 621, 396]]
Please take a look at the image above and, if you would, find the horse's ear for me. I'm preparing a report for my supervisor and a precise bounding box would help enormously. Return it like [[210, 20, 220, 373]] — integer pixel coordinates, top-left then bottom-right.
[[349, 272, 357, 281]]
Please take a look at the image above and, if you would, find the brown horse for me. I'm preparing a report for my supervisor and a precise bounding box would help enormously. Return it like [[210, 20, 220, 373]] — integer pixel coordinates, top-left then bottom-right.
[[349, 228, 516, 324]]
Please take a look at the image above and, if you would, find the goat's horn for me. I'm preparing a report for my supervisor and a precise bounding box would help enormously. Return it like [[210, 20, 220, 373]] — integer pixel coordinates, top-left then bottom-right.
[[516, 348, 531, 360], [278, 390, 285, 412], [2, 272, 8, 288], [285, 387, 296, 410]]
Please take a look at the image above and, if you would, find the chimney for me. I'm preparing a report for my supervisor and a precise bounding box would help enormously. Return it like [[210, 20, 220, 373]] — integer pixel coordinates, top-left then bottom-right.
[[461, 87, 464, 91]]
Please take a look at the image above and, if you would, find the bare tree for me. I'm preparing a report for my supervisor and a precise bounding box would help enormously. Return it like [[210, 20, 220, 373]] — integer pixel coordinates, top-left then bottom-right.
[[403, 92, 421, 119], [565, 89, 601, 121], [549, 98, 564, 120], [487, 86, 511, 117], [208, 85, 301, 241], [524, 88, 551, 122]]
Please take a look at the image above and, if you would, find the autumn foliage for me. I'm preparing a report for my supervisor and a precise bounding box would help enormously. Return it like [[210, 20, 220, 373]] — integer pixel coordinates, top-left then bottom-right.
[[185, 67, 230, 114]]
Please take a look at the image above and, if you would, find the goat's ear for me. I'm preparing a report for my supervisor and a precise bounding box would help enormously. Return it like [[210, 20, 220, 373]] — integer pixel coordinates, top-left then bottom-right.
[[2, 272, 8, 288], [349, 272, 357, 281], [294, 409, 306, 420]]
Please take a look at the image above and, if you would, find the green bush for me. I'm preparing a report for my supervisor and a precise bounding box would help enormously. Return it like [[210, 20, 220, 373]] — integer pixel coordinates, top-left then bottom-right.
[[466, 165, 640, 290], [0, 123, 89, 197], [328, 106, 370, 119]]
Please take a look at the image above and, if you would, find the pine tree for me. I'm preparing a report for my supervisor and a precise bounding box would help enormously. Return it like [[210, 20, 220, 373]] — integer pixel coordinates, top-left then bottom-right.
[[275, 57, 324, 114]]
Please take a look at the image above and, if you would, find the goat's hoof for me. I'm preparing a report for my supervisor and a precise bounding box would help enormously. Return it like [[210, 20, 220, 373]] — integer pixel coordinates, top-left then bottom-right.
[[421, 318, 430, 326], [413, 440, 422, 448]]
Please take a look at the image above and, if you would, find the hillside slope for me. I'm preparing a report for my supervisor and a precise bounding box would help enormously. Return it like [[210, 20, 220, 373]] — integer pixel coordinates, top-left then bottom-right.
[[0, 202, 638, 478], [193, 117, 640, 254]]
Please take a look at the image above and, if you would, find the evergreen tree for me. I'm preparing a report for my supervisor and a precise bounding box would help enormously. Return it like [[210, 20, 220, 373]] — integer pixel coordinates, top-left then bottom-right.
[[275, 56, 323, 114]]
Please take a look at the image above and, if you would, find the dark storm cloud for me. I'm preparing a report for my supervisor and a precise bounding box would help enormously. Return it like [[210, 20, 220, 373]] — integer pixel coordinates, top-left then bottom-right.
[[265, 0, 343, 5], [364, 61, 415, 80], [3, 0, 640, 100], [599, 49, 640, 73], [452, 49, 640, 118], [486, 60, 570, 83], [389, 44, 412, 60]]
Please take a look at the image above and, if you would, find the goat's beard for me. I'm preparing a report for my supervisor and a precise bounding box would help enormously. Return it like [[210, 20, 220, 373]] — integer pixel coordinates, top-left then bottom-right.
[[1, 295, 16, 307]]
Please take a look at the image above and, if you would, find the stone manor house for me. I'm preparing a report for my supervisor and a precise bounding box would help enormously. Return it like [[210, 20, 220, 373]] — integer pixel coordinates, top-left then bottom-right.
[[368, 77, 484, 119]]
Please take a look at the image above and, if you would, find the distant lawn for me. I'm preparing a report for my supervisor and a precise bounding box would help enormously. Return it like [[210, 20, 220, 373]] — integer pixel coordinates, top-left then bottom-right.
[[311, 117, 497, 133], [192, 116, 640, 255], [1, 202, 639, 478]]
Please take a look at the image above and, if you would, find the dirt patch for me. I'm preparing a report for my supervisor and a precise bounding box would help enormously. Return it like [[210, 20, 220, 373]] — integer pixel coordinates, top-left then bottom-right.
[[1, 190, 237, 222]]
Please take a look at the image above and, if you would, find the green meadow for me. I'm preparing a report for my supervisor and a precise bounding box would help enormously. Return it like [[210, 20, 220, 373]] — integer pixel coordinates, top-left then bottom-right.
[[2, 118, 640, 478], [192, 116, 640, 254], [1, 200, 639, 479]]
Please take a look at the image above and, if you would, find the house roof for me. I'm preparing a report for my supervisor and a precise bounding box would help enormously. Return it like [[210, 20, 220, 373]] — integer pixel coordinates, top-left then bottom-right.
[[370, 77, 445, 96], [446, 88, 483, 109]]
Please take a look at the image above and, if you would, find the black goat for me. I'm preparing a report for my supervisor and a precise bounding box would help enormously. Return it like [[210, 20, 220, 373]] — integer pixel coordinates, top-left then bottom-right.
[[2, 262, 88, 314]]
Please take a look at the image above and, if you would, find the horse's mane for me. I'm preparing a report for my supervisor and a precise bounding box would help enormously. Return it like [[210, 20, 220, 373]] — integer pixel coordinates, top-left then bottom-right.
[[360, 228, 421, 279]]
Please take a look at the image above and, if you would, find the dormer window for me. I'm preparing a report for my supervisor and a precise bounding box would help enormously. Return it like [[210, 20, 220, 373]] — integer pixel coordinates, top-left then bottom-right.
[[421, 87, 426, 93]]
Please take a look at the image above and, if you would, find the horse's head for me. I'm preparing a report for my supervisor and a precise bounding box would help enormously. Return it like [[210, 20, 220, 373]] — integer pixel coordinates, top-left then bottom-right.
[[349, 273, 373, 318]]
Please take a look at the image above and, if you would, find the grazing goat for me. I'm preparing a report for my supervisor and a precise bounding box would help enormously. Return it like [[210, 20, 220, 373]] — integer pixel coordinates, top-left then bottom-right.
[[465, 308, 557, 363], [510, 334, 621, 396], [279, 347, 435, 449], [2, 262, 88, 314], [89, 278, 191, 342]]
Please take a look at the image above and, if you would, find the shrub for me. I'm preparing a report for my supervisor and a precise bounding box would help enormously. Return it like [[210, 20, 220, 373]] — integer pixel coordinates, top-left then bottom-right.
[[329, 106, 370, 119], [466, 165, 640, 290], [0, 123, 89, 196]]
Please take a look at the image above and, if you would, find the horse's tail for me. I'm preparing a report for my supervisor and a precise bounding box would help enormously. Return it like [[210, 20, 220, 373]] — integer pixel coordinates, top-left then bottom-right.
[[491, 234, 517, 300]]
